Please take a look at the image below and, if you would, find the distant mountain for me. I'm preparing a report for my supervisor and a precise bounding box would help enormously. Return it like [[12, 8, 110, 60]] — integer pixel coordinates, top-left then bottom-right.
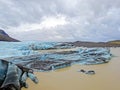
[[107, 40, 120, 44], [69, 40, 120, 47], [0, 29, 19, 42]]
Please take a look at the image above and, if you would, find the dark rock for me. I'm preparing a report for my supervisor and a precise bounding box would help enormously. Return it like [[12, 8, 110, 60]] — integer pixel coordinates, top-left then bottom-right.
[[0, 29, 19, 42], [0, 30, 9, 36]]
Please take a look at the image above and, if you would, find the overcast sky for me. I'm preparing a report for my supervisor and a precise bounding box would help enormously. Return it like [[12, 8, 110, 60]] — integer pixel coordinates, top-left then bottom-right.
[[0, 0, 120, 42]]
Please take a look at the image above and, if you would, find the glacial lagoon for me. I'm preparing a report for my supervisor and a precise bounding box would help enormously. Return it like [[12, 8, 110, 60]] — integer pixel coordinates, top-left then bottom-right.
[[0, 41, 117, 90]]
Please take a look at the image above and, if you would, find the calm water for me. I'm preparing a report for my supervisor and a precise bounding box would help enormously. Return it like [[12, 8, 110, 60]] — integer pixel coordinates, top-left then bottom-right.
[[22, 48, 120, 90]]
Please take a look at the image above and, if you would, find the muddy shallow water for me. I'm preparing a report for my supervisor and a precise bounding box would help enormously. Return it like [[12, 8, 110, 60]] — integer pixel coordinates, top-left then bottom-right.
[[22, 48, 120, 90]]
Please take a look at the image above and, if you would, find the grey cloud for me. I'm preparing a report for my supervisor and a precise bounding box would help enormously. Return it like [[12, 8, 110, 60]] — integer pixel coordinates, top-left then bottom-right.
[[0, 0, 120, 41]]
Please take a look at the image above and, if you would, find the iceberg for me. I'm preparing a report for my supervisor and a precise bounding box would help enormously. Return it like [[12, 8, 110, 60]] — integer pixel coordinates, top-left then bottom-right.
[[0, 59, 38, 90], [0, 41, 112, 71]]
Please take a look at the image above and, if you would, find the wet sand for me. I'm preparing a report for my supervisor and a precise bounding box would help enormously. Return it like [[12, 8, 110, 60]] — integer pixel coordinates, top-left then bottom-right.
[[22, 48, 120, 90]]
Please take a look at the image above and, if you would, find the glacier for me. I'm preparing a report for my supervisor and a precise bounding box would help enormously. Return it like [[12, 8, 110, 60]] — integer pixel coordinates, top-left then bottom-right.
[[0, 41, 112, 71], [0, 41, 59, 58]]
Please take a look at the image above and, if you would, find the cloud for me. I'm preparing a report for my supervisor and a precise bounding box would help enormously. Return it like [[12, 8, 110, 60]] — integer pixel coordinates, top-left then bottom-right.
[[0, 0, 120, 41], [8, 14, 68, 32]]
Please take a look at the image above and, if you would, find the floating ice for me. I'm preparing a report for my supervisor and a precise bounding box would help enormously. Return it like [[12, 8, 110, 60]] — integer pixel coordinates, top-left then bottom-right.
[[0, 41, 112, 71], [0, 41, 59, 58], [0, 59, 38, 90]]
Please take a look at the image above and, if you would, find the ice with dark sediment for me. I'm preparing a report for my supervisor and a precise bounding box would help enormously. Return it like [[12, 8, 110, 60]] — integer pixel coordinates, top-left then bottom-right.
[[0, 59, 38, 90], [0, 41, 112, 71], [0, 42, 113, 89]]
